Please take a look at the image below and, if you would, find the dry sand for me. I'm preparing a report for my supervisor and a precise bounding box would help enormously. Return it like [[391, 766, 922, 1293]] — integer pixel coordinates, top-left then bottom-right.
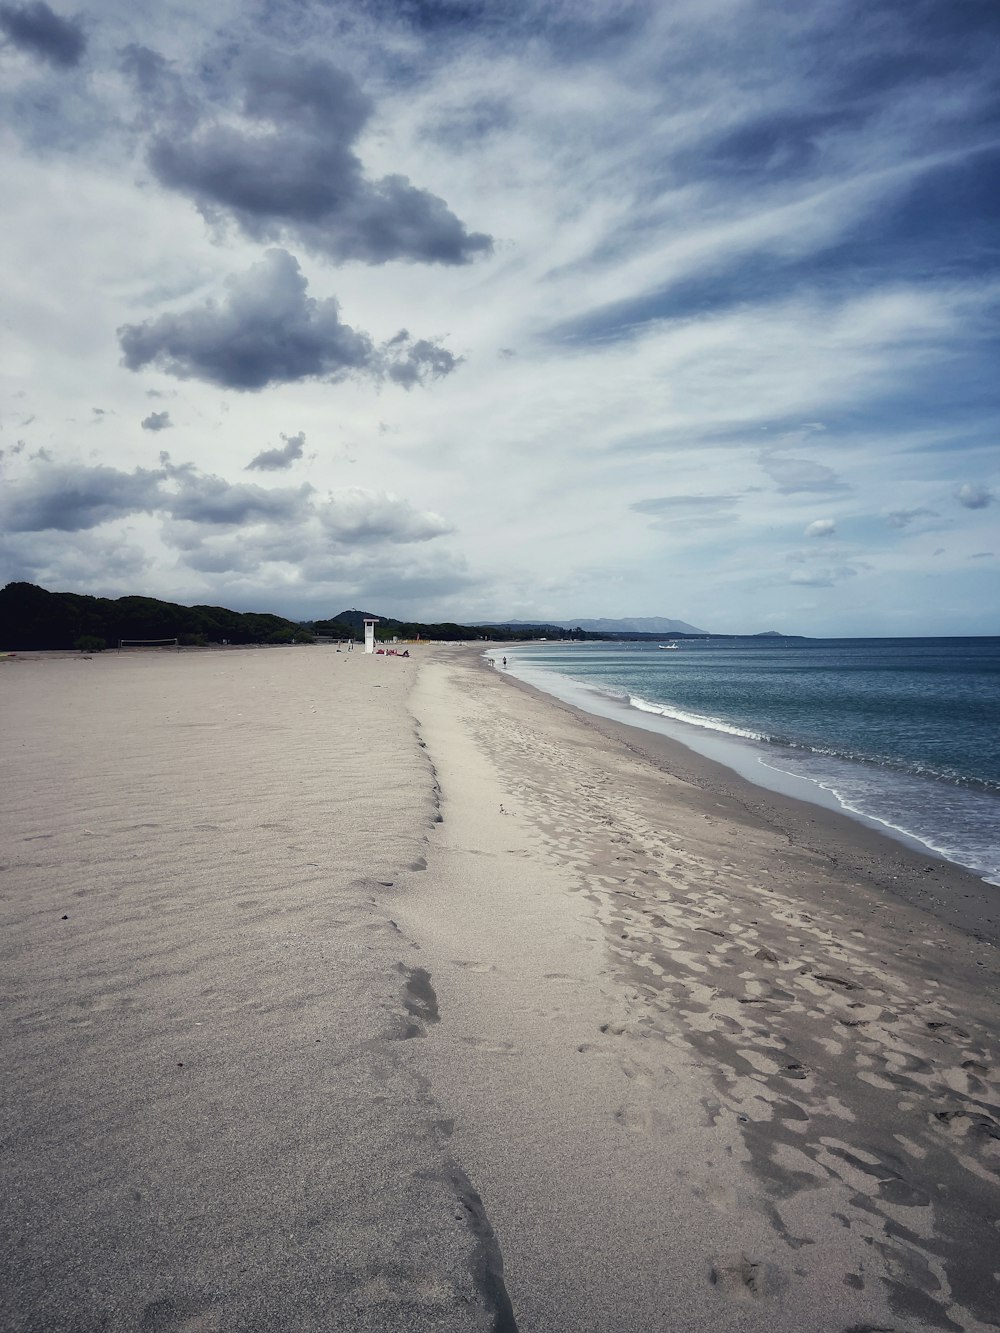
[[2, 644, 998, 1332], [1, 647, 508, 1332]]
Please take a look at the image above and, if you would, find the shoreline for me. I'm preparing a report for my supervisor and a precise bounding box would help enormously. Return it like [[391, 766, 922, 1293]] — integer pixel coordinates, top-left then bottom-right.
[[486, 649, 1000, 946]]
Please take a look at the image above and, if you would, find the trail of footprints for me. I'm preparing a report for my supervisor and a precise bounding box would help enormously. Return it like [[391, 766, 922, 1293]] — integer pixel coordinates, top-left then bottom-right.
[[464, 672, 1000, 1328]]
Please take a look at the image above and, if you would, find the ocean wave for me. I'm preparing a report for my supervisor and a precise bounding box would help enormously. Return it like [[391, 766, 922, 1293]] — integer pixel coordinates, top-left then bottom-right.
[[626, 693, 771, 742], [769, 738, 1000, 796], [622, 691, 1000, 795], [757, 757, 1000, 885]]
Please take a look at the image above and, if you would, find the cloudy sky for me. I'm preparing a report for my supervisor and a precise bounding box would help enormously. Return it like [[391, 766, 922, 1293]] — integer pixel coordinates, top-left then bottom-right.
[[1, 0, 997, 634]]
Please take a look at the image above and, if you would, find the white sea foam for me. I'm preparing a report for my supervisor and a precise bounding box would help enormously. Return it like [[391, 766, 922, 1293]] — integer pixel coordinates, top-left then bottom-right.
[[627, 693, 767, 742]]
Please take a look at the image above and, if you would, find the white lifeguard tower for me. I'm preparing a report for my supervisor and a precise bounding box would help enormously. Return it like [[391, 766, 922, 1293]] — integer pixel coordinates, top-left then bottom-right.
[[363, 618, 379, 653]]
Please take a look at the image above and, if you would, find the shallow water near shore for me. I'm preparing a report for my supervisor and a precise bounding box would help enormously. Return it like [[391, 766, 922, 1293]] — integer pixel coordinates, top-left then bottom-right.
[[492, 637, 1000, 886]]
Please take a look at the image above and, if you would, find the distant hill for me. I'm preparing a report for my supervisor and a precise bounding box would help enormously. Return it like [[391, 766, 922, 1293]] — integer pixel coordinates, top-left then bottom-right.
[[4, 584, 719, 652], [0, 582, 311, 650], [486, 615, 708, 635], [324, 608, 388, 632], [315, 610, 595, 642], [564, 616, 707, 635]]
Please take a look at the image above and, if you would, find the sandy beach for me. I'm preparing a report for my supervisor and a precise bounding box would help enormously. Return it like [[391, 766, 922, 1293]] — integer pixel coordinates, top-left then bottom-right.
[[2, 644, 998, 1331]]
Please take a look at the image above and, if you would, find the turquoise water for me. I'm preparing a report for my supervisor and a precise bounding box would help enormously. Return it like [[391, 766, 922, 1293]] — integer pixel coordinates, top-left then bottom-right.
[[492, 638, 1000, 885]]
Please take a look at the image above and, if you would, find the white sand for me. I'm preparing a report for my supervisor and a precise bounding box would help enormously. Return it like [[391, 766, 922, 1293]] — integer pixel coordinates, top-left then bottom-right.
[[1, 647, 506, 1332], [2, 644, 998, 1332]]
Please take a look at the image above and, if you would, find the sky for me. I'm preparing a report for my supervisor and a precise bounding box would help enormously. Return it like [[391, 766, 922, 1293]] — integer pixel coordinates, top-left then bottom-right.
[[0, 0, 998, 636]]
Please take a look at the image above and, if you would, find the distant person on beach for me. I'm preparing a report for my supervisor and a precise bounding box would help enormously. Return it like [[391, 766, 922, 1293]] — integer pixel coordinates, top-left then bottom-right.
[[502, 657, 507, 668]]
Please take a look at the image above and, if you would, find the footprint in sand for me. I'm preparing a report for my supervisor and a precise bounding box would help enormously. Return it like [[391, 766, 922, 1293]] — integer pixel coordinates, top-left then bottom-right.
[[709, 1252, 785, 1301], [395, 964, 440, 1038], [461, 1036, 517, 1054], [140, 1297, 221, 1332], [614, 1099, 655, 1134], [925, 1019, 970, 1042]]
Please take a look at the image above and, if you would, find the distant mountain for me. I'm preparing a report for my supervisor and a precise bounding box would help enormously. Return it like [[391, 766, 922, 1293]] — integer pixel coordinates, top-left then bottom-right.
[[317, 610, 594, 642], [515, 615, 708, 635]]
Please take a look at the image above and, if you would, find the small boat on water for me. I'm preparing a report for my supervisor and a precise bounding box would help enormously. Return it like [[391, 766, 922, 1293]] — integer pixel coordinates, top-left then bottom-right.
[[658, 642, 679, 650]]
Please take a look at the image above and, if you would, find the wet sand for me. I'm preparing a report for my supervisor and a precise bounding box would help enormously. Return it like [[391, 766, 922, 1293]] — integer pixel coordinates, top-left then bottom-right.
[[2, 644, 998, 1331]]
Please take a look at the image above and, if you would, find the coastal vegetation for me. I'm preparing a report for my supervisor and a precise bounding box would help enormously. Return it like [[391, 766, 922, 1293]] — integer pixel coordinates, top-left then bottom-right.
[[0, 582, 307, 650], [0, 583, 598, 650]]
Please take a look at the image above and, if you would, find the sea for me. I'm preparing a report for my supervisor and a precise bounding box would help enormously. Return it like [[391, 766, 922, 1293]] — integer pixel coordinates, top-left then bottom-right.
[[487, 637, 1000, 887]]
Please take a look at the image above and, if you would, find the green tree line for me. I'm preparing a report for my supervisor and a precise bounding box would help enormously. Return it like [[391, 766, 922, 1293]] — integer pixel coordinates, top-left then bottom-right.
[[0, 582, 313, 650]]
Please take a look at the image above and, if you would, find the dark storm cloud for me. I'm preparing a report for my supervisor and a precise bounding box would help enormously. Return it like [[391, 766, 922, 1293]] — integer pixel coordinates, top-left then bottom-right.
[[386, 337, 461, 387], [0, 456, 312, 535], [119, 250, 462, 391], [118, 250, 375, 391], [146, 48, 493, 266], [246, 431, 306, 472], [166, 474, 313, 525], [0, 1, 85, 68], [141, 410, 172, 431], [119, 43, 199, 131], [119, 41, 167, 91], [0, 462, 163, 531]]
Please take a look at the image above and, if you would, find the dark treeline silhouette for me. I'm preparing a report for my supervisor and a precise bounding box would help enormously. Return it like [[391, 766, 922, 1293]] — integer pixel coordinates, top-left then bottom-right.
[[0, 582, 310, 649], [1, 583, 601, 650]]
